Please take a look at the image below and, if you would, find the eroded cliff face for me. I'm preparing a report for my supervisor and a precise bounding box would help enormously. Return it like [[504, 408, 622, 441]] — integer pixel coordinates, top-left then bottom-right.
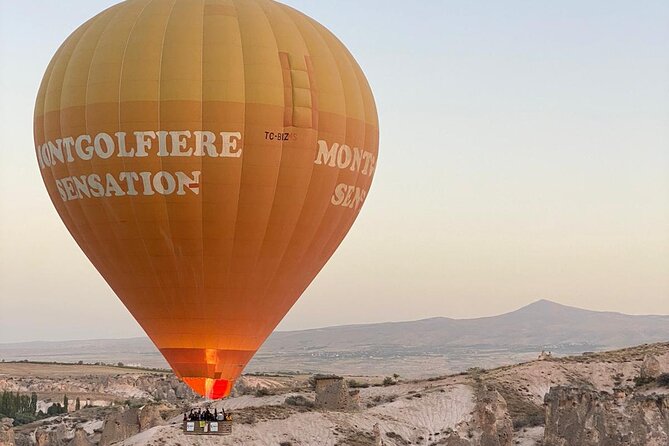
[[97, 404, 167, 446], [544, 386, 669, 446], [437, 387, 514, 446]]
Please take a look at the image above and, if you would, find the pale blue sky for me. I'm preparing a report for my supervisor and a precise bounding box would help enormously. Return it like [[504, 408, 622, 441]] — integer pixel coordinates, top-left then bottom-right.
[[1, 0, 668, 343]]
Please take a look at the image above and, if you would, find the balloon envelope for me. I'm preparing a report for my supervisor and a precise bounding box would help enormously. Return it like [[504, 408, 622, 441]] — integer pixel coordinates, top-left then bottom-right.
[[34, 0, 378, 399]]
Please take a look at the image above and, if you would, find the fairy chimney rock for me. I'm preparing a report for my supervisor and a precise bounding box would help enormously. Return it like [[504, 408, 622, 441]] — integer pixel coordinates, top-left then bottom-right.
[[314, 376, 359, 411]]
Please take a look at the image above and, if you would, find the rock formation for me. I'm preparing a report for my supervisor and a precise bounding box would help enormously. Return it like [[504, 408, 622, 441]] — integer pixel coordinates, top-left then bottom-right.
[[442, 387, 513, 446], [34, 424, 68, 446], [474, 389, 513, 446], [314, 376, 359, 411], [544, 386, 669, 446], [0, 418, 15, 446], [98, 408, 140, 446], [98, 404, 166, 446], [137, 405, 164, 431], [372, 423, 383, 446], [67, 428, 93, 446], [640, 354, 662, 381]]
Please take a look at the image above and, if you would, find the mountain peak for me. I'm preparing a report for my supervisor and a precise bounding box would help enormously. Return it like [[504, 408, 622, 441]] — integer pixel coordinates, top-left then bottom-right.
[[516, 299, 581, 312]]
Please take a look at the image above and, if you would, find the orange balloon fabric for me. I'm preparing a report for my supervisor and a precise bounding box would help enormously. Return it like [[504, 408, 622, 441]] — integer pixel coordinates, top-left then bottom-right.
[[34, 0, 378, 399]]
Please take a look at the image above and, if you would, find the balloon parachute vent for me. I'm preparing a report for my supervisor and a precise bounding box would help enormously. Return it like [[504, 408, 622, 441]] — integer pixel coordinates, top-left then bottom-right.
[[183, 377, 232, 400]]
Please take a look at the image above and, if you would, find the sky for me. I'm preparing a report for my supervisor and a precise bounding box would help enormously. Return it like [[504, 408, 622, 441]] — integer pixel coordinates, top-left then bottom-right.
[[0, 0, 668, 343]]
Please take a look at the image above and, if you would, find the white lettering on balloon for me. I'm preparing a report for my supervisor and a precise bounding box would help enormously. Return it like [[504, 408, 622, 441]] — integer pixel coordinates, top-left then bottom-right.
[[37, 131, 375, 210], [313, 140, 376, 211]]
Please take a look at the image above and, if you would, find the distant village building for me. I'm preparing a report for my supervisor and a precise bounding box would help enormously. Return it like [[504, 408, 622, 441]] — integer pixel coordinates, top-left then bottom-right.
[[314, 376, 359, 411], [538, 350, 553, 361]]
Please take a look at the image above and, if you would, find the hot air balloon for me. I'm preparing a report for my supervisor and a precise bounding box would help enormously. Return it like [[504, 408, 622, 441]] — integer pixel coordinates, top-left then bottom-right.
[[34, 0, 378, 400]]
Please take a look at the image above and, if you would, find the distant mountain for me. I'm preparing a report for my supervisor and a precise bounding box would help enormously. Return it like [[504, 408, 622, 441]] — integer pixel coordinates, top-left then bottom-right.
[[1, 300, 668, 374], [261, 299, 669, 354]]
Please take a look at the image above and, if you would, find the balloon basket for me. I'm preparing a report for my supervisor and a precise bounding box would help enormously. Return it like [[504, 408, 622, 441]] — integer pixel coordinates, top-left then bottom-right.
[[183, 420, 232, 436]]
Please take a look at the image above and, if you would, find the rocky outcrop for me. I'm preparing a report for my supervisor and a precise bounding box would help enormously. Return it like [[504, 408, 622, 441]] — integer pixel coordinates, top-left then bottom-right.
[[474, 389, 513, 446], [35, 424, 68, 446], [99, 407, 140, 446], [138, 404, 165, 431], [98, 404, 166, 446], [640, 354, 662, 381], [442, 387, 513, 446], [544, 386, 669, 446], [0, 418, 15, 446], [314, 377, 359, 411], [13, 433, 32, 446], [67, 428, 93, 446]]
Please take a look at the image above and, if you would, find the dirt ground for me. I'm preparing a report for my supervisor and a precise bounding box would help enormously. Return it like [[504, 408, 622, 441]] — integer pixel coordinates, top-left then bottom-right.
[[0, 363, 162, 378]]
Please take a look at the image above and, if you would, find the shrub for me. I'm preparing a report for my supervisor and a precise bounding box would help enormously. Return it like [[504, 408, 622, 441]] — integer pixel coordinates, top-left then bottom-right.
[[284, 395, 314, 408], [382, 377, 396, 386], [46, 403, 66, 416], [308, 374, 341, 389], [513, 413, 545, 430], [13, 412, 38, 425], [656, 374, 669, 387], [254, 388, 271, 397], [634, 376, 655, 387], [370, 394, 397, 406]]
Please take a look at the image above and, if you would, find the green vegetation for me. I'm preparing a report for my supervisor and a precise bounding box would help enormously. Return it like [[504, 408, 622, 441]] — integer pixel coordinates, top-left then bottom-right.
[[0, 391, 70, 425], [467, 367, 486, 382], [656, 374, 669, 387], [382, 376, 397, 386], [634, 375, 656, 387], [0, 391, 36, 418], [46, 402, 67, 416], [284, 395, 314, 408], [307, 374, 341, 389], [347, 379, 370, 389]]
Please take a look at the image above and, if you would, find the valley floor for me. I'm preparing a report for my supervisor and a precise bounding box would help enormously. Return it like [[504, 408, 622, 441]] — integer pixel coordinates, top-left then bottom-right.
[[1, 342, 669, 446]]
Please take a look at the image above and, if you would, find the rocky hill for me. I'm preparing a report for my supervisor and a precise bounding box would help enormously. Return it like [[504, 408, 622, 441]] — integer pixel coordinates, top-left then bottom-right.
[[264, 299, 669, 352], [1, 342, 668, 445]]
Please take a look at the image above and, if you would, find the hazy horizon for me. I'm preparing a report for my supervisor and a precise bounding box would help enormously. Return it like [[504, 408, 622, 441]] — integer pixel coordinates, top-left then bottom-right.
[[1, 0, 668, 344], [2, 298, 668, 346]]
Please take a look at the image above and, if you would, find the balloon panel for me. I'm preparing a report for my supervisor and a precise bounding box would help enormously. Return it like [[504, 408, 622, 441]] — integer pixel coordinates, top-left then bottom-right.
[[34, 0, 378, 399]]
